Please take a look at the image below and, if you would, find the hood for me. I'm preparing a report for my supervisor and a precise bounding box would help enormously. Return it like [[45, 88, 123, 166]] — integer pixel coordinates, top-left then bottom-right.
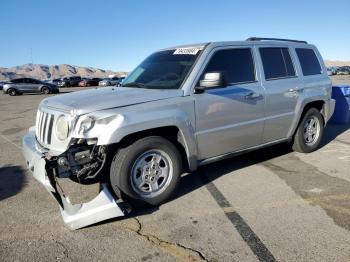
[[41, 86, 183, 115]]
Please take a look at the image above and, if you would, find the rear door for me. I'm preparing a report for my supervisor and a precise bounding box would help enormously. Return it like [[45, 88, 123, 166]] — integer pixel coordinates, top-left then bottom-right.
[[194, 46, 265, 159], [257, 46, 302, 142], [32, 79, 43, 92], [24, 78, 37, 92], [18, 78, 32, 92]]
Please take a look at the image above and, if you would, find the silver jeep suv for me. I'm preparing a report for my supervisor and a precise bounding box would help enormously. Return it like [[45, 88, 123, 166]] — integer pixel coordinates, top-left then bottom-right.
[[22, 37, 335, 229]]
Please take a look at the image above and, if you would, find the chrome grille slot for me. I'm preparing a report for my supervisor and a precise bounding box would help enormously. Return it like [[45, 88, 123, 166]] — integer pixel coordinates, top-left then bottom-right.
[[35, 110, 54, 145]]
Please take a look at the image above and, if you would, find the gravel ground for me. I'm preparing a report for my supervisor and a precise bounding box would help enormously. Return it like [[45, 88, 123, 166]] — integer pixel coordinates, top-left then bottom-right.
[[0, 81, 350, 261]]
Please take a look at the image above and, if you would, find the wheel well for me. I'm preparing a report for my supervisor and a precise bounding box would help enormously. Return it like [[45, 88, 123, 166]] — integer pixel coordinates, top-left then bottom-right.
[[293, 100, 325, 137], [116, 126, 189, 171], [302, 100, 325, 123], [303, 100, 324, 113], [7, 87, 16, 94]]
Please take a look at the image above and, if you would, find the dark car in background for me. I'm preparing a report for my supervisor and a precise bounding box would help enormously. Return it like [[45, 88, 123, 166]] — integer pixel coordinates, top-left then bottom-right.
[[3, 78, 59, 96], [79, 77, 102, 87], [58, 76, 81, 87], [336, 66, 350, 75], [45, 78, 61, 85]]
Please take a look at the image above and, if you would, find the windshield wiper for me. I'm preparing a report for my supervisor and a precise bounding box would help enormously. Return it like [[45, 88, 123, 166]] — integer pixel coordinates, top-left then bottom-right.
[[122, 82, 146, 88]]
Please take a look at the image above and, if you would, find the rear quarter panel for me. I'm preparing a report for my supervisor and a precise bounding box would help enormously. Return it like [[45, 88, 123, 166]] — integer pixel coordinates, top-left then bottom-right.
[[287, 45, 332, 137]]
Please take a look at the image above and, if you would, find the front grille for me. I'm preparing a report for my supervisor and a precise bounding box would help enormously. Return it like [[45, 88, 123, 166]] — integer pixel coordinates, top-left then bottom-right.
[[36, 110, 54, 145]]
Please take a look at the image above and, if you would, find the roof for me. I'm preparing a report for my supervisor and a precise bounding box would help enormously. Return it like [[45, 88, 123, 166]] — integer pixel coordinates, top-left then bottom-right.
[[160, 37, 312, 52]]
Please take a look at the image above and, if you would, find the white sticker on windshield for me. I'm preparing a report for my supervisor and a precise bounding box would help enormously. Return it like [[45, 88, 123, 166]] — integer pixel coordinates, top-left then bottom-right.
[[173, 48, 200, 55]]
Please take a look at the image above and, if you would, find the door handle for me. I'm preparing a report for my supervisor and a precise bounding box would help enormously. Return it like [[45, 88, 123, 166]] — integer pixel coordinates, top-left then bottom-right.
[[245, 92, 261, 99], [288, 88, 303, 93]]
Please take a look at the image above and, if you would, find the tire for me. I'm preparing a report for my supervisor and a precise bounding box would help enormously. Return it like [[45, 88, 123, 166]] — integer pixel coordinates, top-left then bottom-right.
[[7, 88, 17, 96], [292, 108, 324, 153], [110, 136, 182, 207], [41, 86, 50, 94]]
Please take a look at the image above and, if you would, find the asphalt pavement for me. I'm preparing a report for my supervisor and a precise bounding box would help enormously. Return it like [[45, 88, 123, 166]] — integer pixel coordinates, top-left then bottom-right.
[[0, 86, 349, 262]]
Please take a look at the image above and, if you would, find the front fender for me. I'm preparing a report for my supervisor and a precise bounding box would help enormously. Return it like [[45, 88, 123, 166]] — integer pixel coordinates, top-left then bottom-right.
[[97, 108, 198, 171]]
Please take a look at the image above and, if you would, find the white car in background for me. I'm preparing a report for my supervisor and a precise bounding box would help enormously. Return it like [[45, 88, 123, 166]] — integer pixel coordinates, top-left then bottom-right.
[[99, 77, 123, 86]]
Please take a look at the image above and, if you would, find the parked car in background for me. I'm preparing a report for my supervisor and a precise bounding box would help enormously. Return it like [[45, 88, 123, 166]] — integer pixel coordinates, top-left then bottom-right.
[[45, 78, 61, 85], [0, 80, 9, 90], [330, 67, 338, 75], [326, 67, 333, 76], [99, 77, 122, 86], [58, 76, 82, 87], [79, 78, 102, 87], [78, 78, 90, 87], [336, 66, 350, 75], [3, 78, 59, 96]]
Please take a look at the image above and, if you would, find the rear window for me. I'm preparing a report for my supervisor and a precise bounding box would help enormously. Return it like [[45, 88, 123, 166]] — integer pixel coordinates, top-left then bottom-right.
[[259, 47, 296, 80], [204, 48, 256, 84], [295, 48, 322, 76]]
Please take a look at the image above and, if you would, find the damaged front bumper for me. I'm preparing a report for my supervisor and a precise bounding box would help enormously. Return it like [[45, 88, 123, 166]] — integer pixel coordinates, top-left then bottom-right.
[[22, 127, 128, 230]]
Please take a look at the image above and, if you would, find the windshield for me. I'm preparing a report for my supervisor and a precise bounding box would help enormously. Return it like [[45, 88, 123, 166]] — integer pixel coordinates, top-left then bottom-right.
[[122, 47, 203, 89]]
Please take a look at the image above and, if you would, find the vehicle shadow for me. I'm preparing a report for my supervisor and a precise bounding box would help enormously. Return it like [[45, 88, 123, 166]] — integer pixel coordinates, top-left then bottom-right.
[[0, 165, 27, 202], [320, 122, 350, 147], [173, 143, 293, 202], [90, 121, 349, 226]]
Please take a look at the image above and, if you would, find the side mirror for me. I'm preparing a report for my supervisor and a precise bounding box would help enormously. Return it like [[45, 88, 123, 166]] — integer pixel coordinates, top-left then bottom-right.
[[195, 72, 226, 93]]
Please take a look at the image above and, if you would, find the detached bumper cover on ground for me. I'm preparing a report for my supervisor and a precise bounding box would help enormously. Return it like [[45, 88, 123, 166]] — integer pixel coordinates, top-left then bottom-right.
[[22, 127, 127, 229]]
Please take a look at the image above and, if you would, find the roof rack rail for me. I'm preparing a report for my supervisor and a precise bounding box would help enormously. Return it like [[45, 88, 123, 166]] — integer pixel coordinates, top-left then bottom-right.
[[246, 37, 307, 44]]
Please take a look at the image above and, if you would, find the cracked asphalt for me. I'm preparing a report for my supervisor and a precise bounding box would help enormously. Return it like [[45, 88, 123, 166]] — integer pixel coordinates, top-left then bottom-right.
[[1, 82, 350, 261]]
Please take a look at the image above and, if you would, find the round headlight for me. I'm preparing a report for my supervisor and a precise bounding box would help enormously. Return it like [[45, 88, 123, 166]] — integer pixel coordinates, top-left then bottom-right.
[[55, 115, 69, 140]]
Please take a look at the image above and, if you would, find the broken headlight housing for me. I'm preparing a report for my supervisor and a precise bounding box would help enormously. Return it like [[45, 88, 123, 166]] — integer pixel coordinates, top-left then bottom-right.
[[75, 113, 124, 138], [78, 116, 95, 134]]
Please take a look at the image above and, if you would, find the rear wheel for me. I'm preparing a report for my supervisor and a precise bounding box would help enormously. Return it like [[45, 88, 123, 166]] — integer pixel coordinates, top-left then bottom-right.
[[292, 108, 324, 153], [8, 88, 17, 96], [110, 136, 182, 207], [41, 86, 50, 94]]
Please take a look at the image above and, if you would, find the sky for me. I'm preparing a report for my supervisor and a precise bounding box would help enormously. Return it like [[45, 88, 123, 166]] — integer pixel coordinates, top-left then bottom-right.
[[1, 0, 349, 71]]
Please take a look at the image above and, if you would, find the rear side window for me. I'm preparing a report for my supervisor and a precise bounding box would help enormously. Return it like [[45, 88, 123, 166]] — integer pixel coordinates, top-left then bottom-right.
[[12, 79, 23, 83], [259, 47, 296, 80], [295, 48, 322, 76], [204, 48, 256, 84]]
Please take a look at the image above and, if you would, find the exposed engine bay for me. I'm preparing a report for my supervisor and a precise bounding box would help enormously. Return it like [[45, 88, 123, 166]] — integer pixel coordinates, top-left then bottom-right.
[[47, 139, 107, 182]]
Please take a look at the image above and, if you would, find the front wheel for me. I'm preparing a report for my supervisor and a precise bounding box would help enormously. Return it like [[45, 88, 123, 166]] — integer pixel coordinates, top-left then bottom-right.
[[8, 88, 17, 96], [110, 136, 182, 207], [292, 108, 324, 153]]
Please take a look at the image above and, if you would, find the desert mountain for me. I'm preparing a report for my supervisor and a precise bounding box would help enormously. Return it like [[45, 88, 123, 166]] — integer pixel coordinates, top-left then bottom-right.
[[324, 60, 350, 67], [0, 64, 127, 81]]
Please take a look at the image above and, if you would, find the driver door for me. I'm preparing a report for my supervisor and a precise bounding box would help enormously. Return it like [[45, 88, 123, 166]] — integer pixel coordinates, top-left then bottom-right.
[[194, 47, 265, 159]]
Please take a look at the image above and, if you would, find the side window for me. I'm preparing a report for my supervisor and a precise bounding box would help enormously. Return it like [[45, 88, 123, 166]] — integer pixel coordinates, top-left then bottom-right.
[[295, 48, 322, 76], [12, 79, 23, 83], [259, 47, 296, 80], [204, 48, 256, 84]]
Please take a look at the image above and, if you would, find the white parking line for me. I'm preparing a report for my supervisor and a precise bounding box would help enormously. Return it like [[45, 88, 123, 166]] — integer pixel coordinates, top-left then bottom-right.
[[0, 134, 21, 150]]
